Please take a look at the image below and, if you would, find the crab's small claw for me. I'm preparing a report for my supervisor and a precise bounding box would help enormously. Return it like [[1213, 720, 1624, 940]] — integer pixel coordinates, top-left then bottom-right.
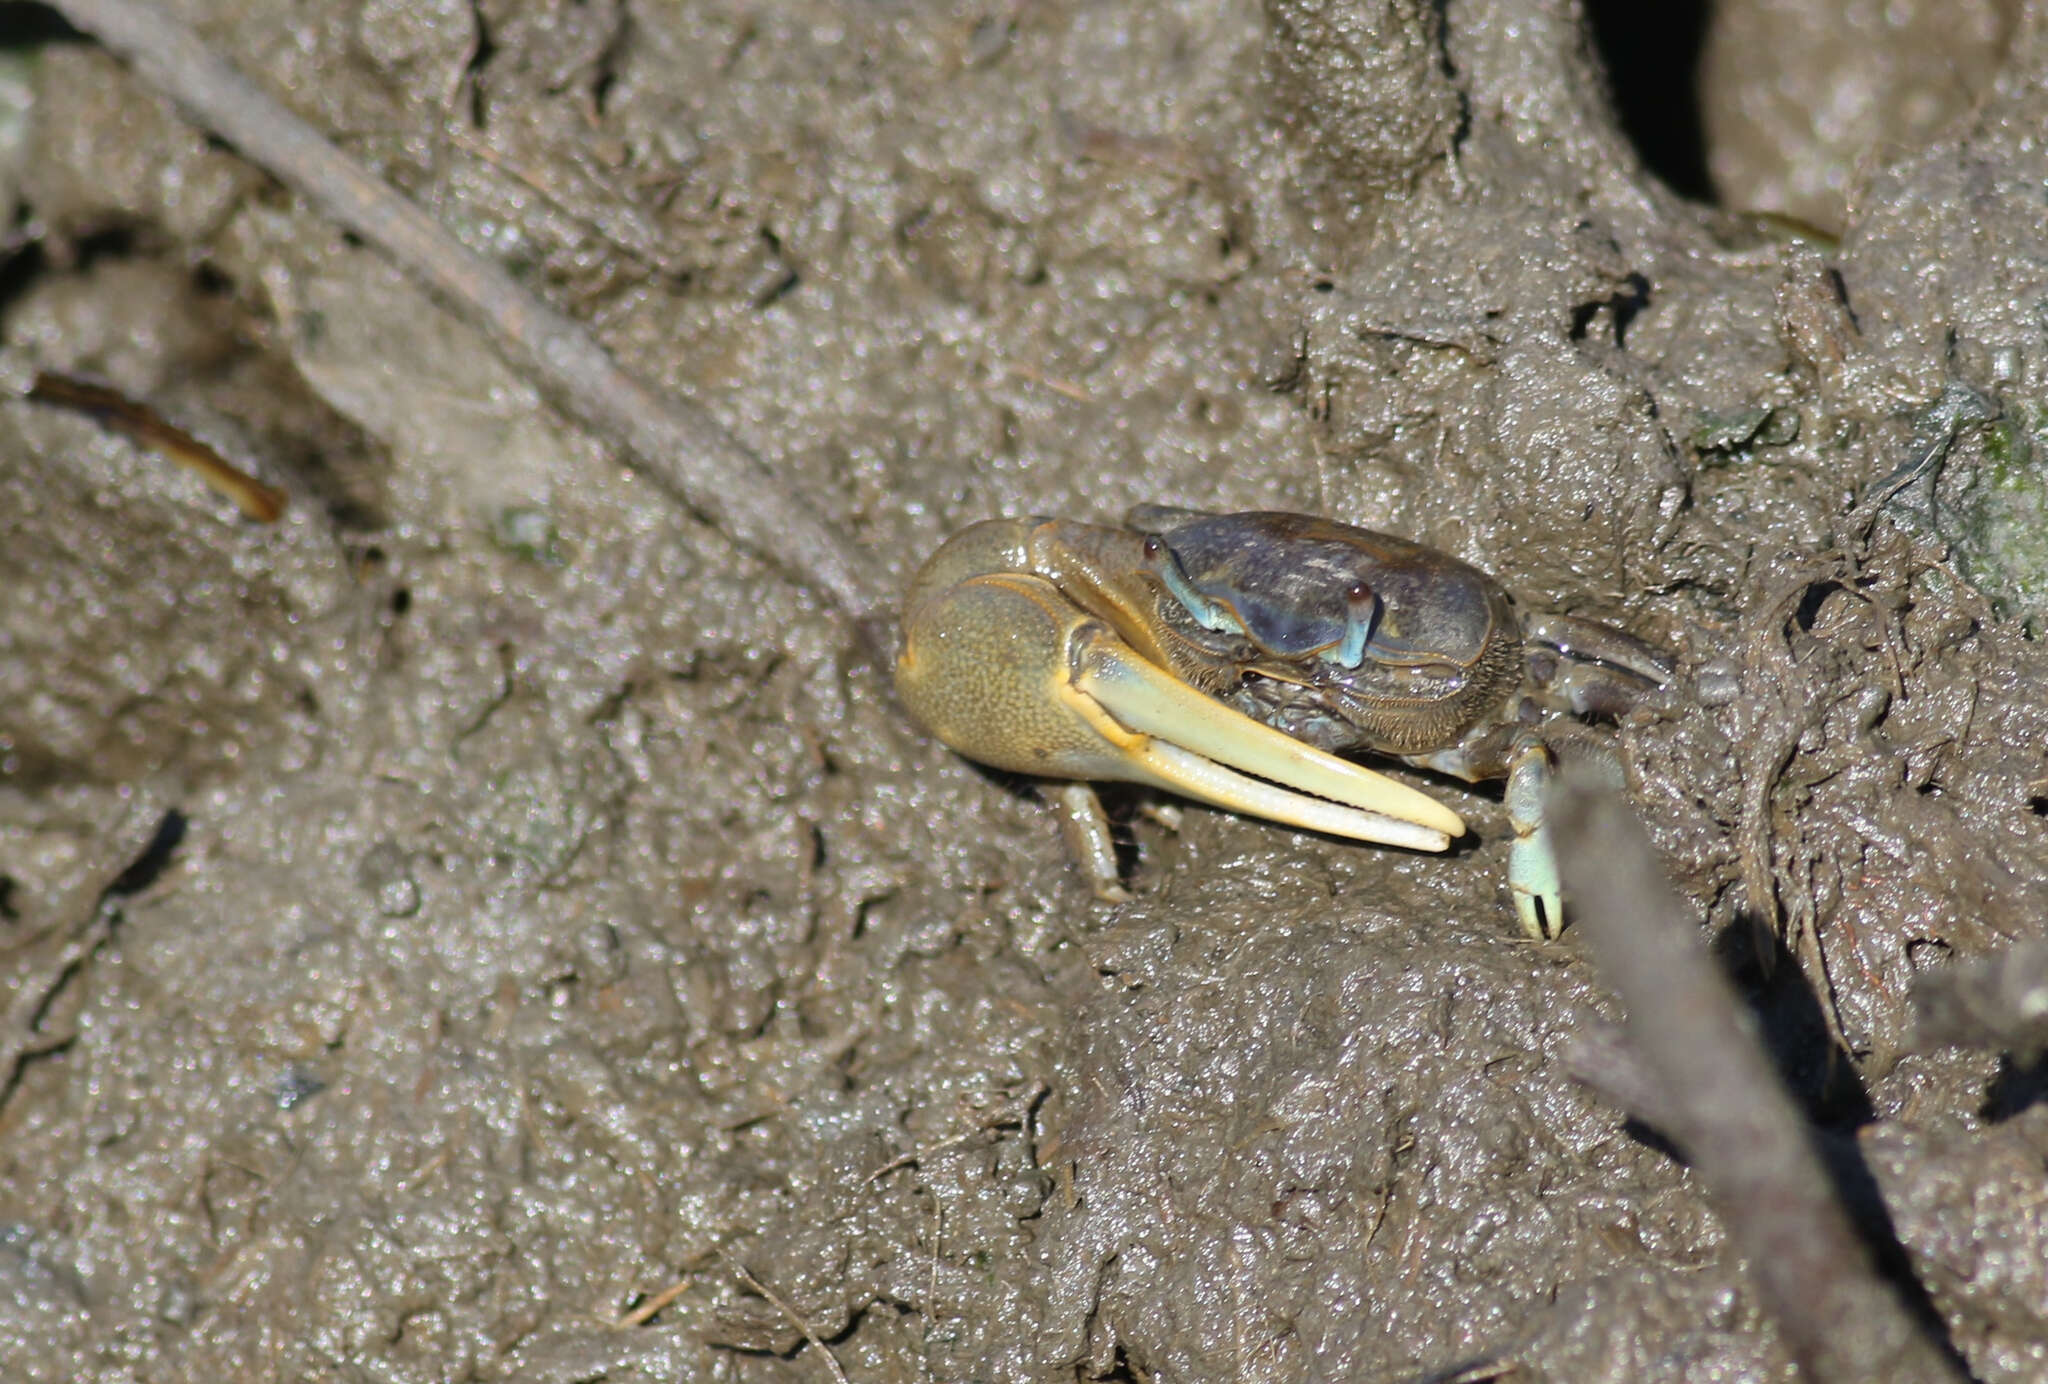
[[896, 570, 1464, 854]]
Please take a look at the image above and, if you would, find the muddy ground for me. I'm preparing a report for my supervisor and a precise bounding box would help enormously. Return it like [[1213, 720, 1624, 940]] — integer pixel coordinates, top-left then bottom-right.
[[3, 0, 2047, 1379]]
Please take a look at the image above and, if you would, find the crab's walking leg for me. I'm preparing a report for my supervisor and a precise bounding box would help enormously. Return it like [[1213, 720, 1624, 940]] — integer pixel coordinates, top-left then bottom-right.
[[1051, 782, 1131, 902], [1504, 738, 1562, 942], [1409, 727, 1564, 941]]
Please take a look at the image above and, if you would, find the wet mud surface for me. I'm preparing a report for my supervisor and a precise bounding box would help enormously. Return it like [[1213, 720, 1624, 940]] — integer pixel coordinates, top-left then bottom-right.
[[3, 1, 2048, 1379]]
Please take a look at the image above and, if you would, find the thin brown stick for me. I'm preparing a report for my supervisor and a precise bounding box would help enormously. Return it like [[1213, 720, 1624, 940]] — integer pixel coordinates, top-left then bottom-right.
[[716, 1249, 851, 1384], [1549, 774, 1964, 1384], [27, 371, 287, 521], [50, 0, 887, 629], [612, 1277, 692, 1330], [607, 1245, 719, 1328], [865, 1081, 1047, 1181]]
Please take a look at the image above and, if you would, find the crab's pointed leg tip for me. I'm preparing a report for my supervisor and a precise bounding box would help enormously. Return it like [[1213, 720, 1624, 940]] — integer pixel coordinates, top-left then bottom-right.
[[1507, 825, 1565, 940], [1512, 887, 1564, 942]]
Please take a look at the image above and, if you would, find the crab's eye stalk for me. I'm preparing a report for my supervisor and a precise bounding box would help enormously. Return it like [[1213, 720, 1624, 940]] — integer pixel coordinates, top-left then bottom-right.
[[1330, 580, 1378, 668]]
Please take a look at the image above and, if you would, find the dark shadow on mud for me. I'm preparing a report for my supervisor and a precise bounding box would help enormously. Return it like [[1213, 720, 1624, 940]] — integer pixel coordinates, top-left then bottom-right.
[[1983, 1054, 2048, 1121], [1698, 919, 1972, 1372], [0, 3, 84, 47], [107, 809, 188, 897], [1712, 918, 1876, 1127], [1820, 1135, 1976, 1374], [1583, 0, 1715, 203]]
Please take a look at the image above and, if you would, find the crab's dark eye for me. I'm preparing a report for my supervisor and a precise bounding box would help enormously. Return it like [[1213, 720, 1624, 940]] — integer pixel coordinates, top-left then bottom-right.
[[1142, 535, 1163, 559]]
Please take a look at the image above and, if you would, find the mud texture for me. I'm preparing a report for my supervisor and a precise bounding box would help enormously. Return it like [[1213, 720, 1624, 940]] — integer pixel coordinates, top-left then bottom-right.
[[2, 1, 2047, 1380]]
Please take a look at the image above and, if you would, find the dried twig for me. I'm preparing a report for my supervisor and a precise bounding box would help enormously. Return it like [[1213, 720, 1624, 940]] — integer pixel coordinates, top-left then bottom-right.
[[1549, 774, 1964, 1384], [1558, 1022, 1679, 1134], [716, 1248, 851, 1384], [1912, 940, 2048, 1064], [49, 0, 887, 632], [612, 1276, 693, 1330], [1561, 1022, 1906, 1247], [866, 1081, 1047, 1182], [27, 371, 287, 521]]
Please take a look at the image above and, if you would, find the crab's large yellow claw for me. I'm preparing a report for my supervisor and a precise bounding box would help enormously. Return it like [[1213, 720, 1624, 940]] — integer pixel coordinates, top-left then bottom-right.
[[896, 568, 1465, 851]]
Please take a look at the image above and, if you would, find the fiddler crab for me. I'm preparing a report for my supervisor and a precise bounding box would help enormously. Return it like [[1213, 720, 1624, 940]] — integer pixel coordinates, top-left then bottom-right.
[[894, 505, 1673, 939]]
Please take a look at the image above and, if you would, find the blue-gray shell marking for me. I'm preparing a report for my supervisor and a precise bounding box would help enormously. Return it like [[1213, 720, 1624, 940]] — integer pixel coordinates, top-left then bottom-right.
[[1130, 507, 1502, 668]]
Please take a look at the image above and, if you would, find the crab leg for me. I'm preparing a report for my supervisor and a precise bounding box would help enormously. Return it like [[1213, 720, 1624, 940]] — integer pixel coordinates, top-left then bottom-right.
[[1503, 741, 1561, 942], [1411, 730, 1565, 941], [896, 570, 1464, 862]]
